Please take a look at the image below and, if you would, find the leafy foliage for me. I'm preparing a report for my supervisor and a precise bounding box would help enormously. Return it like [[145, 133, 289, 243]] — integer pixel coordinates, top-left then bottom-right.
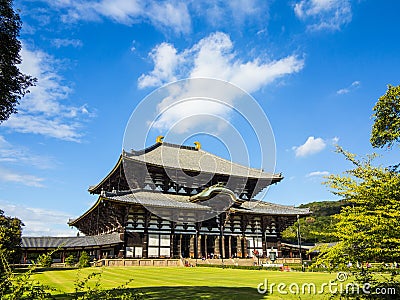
[[37, 253, 52, 268], [0, 209, 23, 293], [371, 84, 400, 149], [282, 216, 338, 243], [0, 209, 23, 263], [65, 255, 76, 267], [282, 201, 348, 243], [0, 250, 144, 299], [0, 250, 54, 299], [73, 270, 144, 300], [78, 251, 90, 268], [0, 0, 37, 122], [314, 147, 400, 268]]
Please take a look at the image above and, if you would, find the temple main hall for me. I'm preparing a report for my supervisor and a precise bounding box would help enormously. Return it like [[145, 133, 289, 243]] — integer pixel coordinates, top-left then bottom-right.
[[22, 138, 309, 261]]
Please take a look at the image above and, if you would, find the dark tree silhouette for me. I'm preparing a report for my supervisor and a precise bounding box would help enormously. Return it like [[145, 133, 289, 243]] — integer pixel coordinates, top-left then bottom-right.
[[0, 0, 36, 122]]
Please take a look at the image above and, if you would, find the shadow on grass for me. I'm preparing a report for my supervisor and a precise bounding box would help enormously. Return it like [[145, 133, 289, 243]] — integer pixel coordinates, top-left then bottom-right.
[[13, 267, 78, 274], [51, 286, 266, 300]]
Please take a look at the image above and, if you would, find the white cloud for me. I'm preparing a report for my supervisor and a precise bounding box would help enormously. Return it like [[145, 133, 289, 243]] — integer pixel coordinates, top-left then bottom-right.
[[306, 170, 330, 177], [0, 168, 45, 187], [42, 0, 269, 35], [46, 0, 191, 34], [336, 80, 360, 95], [293, 136, 326, 157], [52, 38, 83, 48], [139, 32, 304, 92], [3, 44, 91, 142], [0, 135, 55, 169], [0, 200, 77, 236], [138, 43, 180, 89], [294, 0, 352, 31], [331, 136, 339, 144], [138, 32, 304, 133]]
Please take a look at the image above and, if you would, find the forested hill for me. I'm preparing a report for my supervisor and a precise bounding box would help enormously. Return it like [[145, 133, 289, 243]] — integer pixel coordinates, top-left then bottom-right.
[[281, 200, 350, 244], [298, 200, 349, 217]]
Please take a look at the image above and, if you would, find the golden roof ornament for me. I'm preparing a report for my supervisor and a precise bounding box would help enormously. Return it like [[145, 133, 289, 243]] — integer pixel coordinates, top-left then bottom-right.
[[156, 135, 164, 143]]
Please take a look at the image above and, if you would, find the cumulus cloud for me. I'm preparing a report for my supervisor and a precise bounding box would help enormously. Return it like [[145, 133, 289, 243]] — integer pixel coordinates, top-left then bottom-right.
[[0, 200, 77, 236], [3, 45, 92, 142], [336, 80, 360, 95], [293, 136, 326, 157], [138, 43, 181, 88], [139, 32, 304, 92], [138, 32, 304, 133], [306, 170, 330, 177], [294, 0, 352, 31]]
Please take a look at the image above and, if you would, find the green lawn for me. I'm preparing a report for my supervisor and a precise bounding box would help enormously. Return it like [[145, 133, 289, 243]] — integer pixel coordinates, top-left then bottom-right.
[[31, 267, 341, 299]]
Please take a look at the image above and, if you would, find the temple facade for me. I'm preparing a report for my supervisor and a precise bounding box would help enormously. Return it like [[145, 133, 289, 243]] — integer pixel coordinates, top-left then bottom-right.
[[65, 139, 309, 260]]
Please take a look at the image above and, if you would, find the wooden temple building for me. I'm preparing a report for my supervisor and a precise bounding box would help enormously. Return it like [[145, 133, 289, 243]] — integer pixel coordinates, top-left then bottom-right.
[[21, 138, 309, 262]]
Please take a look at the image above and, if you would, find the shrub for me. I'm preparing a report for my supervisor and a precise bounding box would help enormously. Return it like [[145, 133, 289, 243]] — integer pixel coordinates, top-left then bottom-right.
[[65, 255, 76, 267], [37, 253, 52, 268], [78, 252, 90, 268]]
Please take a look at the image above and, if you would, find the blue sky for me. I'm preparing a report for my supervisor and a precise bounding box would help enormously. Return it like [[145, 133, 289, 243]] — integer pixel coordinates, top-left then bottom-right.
[[1, 0, 399, 236]]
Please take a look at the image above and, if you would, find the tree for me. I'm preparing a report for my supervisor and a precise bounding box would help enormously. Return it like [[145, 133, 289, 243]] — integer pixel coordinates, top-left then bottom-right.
[[0, 209, 23, 295], [314, 147, 400, 268], [282, 200, 347, 244], [0, 209, 23, 263], [65, 255, 76, 267], [78, 251, 90, 268], [0, 0, 36, 122], [282, 216, 337, 244], [37, 253, 52, 268], [371, 84, 400, 149]]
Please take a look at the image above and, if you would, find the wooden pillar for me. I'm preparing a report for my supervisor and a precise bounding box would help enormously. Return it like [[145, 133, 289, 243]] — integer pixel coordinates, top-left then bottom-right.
[[197, 235, 202, 258], [237, 236, 242, 258], [204, 235, 208, 258], [262, 231, 267, 258], [143, 212, 150, 258], [178, 234, 182, 257], [143, 233, 148, 258], [189, 235, 195, 258], [243, 236, 248, 258], [277, 237, 282, 258], [214, 236, 220, 257], [170, 233, 174, 258], [221, 236, 225, 259], [228, 236, 232, 258]]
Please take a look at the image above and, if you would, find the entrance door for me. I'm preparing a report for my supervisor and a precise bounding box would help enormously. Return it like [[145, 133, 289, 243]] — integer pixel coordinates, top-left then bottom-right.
[[206, 236, 215, 258], [181, 235, 190, 258]]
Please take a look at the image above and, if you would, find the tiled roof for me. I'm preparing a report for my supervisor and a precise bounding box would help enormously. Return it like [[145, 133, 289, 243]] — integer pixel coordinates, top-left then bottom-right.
[[125, 142, 282, 180], [106, 190, 211, 210], [106, 189, 309, 215], [21, 232, 122, 249], [233, 200, 310, 216]]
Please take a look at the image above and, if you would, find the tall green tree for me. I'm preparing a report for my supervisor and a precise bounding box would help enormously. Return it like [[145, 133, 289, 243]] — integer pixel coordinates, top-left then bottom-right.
[[0, 0, 36, 122], [0, 209, 23, 294], [314, 148, 400, 267], [0, 209, 23, 263], [371, 84, 400, 149]]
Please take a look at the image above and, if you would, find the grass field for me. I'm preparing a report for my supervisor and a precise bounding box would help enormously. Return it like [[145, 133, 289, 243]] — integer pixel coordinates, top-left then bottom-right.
[[32, 267, 340, 299]]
